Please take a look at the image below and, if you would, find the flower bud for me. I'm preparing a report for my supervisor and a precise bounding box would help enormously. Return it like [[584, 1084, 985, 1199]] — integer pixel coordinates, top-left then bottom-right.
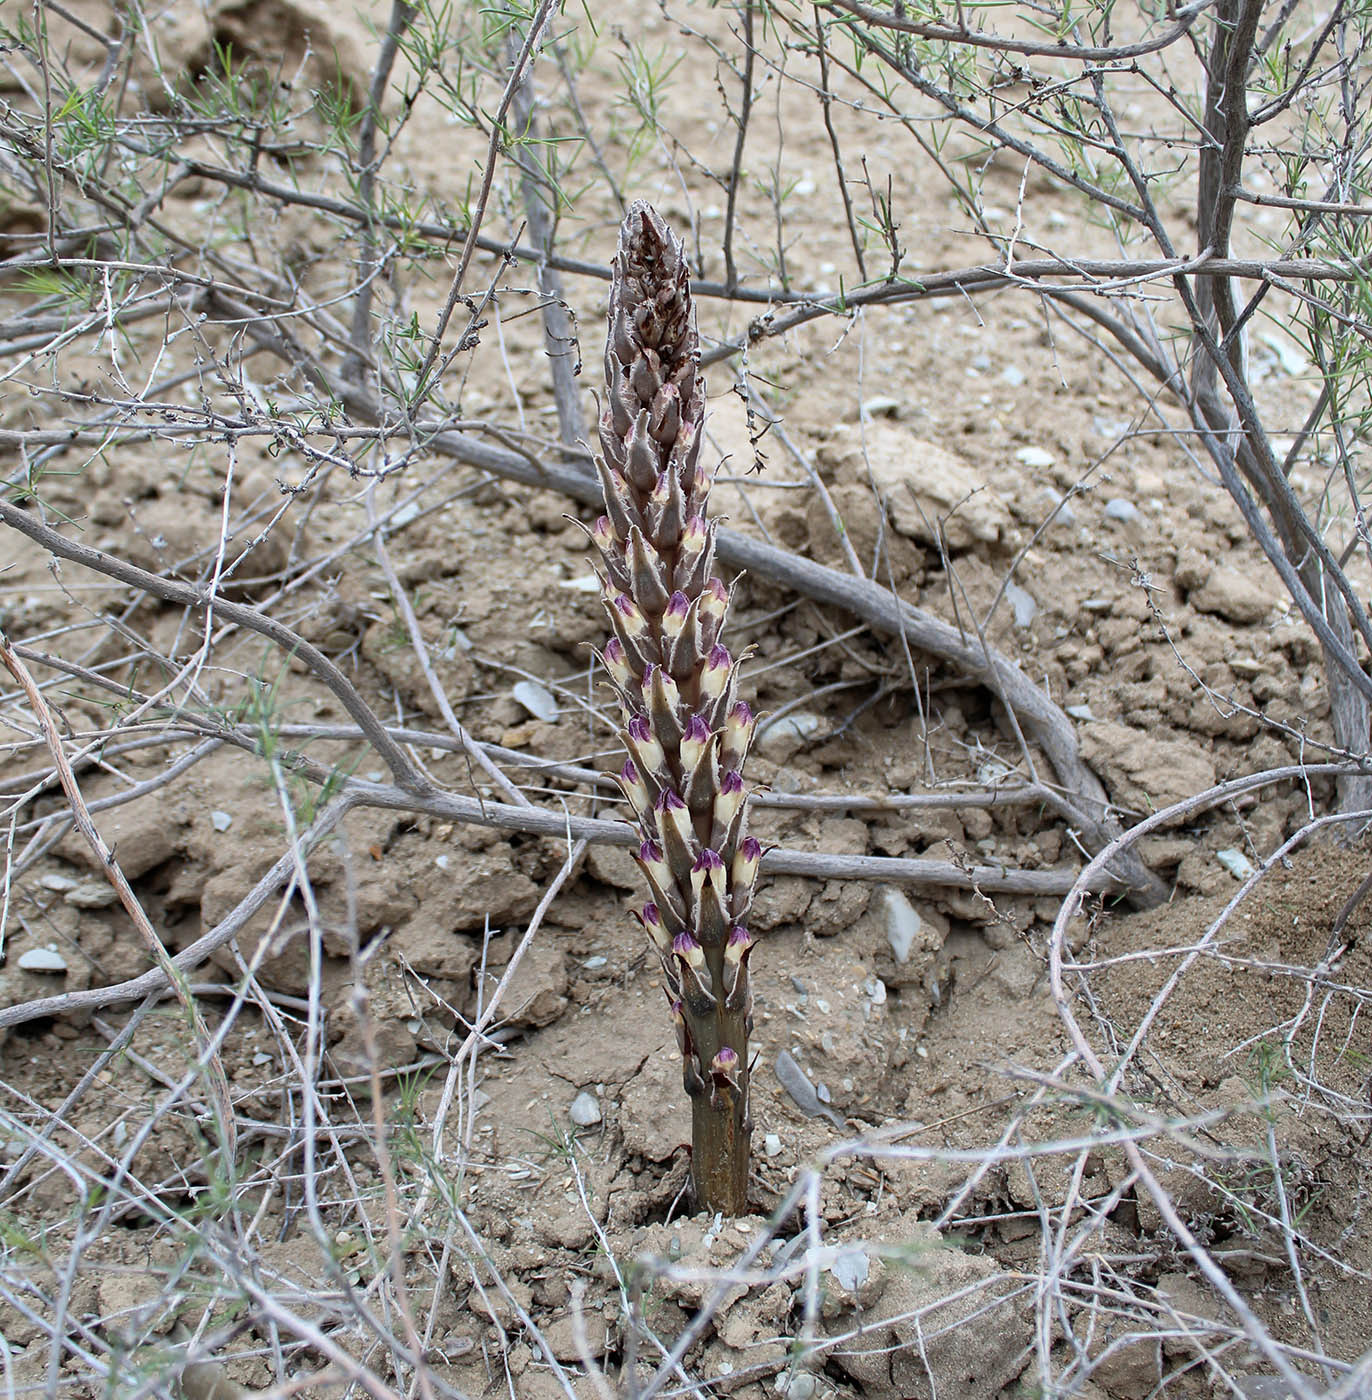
[[603, 637, 635, 691], [637, 901, 672, 953], [662, 590, 691, 646], [680, 713, 712, 772], [714, 768, 745, 831], [672, 929, 706, 972], [592, 514, 618, 553], [656, 788, 694, 852], [637, 838, 670, 882], [610, 590, 649, 643], [708, 1045, 741, 1093], [619, 758, 651, 820], [699, 576, 728, 633], [700, 644, 732, 704], [732, 835, 762, 891], [690, 846, 726, 905], [627, 714, 668, 781], [720, 700, 756, 772], [724, 924, 753, 967]]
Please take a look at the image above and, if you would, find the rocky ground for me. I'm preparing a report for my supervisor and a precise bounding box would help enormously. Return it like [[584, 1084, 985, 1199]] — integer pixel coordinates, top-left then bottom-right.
[[1, 2, 1369, 1398]]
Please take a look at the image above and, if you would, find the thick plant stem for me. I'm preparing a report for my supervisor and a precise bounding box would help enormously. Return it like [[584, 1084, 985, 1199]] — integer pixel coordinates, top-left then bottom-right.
[[595, 203, 757, 1214]]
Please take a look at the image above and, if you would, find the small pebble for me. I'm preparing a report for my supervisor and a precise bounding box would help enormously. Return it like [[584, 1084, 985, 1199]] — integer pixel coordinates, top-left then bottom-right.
[[860, 395, 903, 419], [251, 1052, 273, 1066], [999, 365, 1026, 386], [569, 1090, 602, 1127], [39, 874, 77, 893], [829, 1247, 870, 1292], [756, 712, 825, 760], [561, 574, 601, 593], [864, 976, 887, 1005], [882, 887, 922, 964], [1040, 487, 1076, 526], [1104, 497, 1139, 522], [814, 998, 830, 1014], [512, 679, 558, 723], [777, 1373, 817, 1400], [1066, 704, 1096, 721], [17, 947, 68, 974], [1004, 580, 1037, 628], [582, 955, 607, 969], [1015, 446, 1056, 468], [764, 1133, 783, 1158], [66, 881, 118, 909], [1216, 848, 1257, 880], [434, 854, 450, 869], [391, 501, 422, 528], [211, 810, 233, 832]]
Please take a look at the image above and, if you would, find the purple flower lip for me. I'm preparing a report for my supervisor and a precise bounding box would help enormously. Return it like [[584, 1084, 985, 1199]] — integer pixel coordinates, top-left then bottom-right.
[[706, 643, 730, 670], [683, 714, 712, 744], [720, 769, 744, 795], [639, 838, 665, 862], [604, 637, 626, 662], [641, 902, 661, 925], [666, 590, 690, 618], [727, 924, 750, 946], [729, 700, 754, 726], [738, 836, 763, 860], [657, 788, 688, 812], [713, 1046, 739, 1068], [673, 931, 704, 964], [628, 715, 652, 742], [692, 847, 724, 873]]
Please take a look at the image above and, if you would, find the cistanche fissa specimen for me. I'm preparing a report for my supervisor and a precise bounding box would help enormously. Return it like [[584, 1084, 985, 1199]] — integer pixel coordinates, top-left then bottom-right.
[[593, 202, 759, 1215]]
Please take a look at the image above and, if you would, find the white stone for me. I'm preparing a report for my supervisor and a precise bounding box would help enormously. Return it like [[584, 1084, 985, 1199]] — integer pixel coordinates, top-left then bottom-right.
[[1015, 446, 1056, 468], [882, 887, 922, 964], [39, 873, 77, 893], [1004, 580, 1037, 628], [1105, 497, 1139, 522], [764, 1133, 783, 1158], [513, 680, 558, 723], [1216, 848, 1256, 881], [17, 947, 68, 974], [569, 1090, 602, 1127], [211, 810, 234, 832], [830, 1247, 870, 1292]]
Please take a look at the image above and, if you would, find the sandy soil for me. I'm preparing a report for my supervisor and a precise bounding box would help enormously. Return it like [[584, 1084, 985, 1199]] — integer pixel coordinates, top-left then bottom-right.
[[0, 2, 1368, 1398]]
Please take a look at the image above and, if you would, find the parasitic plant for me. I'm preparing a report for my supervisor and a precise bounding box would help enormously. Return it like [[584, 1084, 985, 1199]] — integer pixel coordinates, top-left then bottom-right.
[[594, 202, 759, 1215]]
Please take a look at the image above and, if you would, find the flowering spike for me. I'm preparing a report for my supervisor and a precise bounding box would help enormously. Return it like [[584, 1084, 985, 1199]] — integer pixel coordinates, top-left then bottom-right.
[[596, 202, 759, 1215]]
